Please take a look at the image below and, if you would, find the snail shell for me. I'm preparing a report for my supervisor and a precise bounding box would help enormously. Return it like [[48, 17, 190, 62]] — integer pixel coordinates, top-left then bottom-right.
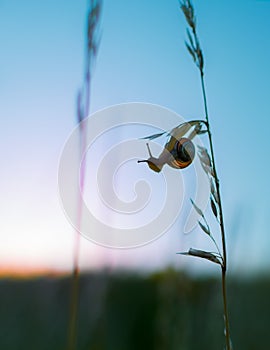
[[166, 137, 195, 169]]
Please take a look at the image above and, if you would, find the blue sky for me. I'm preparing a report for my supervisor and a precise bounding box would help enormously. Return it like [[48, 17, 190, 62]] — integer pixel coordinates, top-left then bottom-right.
[[1, 0, 270, 275]]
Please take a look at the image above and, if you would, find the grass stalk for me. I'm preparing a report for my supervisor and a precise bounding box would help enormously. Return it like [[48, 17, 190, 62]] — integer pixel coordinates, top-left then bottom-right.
[[200, 63, 231, 350], [222, 267, 231, 350], [180, 1, 232, 348], [67, 239, 80, 350], [67, 2, 101, 349]]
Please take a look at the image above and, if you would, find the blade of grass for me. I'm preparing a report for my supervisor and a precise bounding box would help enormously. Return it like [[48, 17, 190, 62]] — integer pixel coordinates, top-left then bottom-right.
[[67, 2, 102, 350]]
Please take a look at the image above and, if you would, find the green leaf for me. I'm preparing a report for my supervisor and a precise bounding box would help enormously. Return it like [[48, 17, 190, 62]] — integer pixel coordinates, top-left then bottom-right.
[[198, 221, 210, 235], [190, 198, 203, 217], [140, 132, 166, 140], [169, 122, 193, 139], [198, 48, 204, 71], [186, 29, 196, 51], [181, 5, 195, 29], [178, 248, 221, 265], [185, 42, 196, 62], [140, 120, 206, 142], [210, 178, 219, 205], [211, 197, 218, 218], [198, 146, 212, 167], [200, 162, 214, 177], [187, 123, 202, 139], [197, 146, 215, 177], [197, 129, 208, 135]]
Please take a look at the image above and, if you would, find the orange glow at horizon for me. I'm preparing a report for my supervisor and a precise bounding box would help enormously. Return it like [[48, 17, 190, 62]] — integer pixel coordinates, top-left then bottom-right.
[[0, 263, 70, 279]]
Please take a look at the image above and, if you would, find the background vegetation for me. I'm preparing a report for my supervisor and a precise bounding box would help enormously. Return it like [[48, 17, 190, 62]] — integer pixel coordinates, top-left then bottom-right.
[[1, 270, 269, 350]]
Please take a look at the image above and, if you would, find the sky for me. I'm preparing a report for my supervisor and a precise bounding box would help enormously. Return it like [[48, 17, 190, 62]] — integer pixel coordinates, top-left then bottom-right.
[[1, 0, 270, 276]]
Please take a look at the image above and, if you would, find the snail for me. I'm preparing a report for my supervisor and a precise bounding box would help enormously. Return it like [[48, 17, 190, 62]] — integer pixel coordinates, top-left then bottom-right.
[[138, 120, 207, 173]]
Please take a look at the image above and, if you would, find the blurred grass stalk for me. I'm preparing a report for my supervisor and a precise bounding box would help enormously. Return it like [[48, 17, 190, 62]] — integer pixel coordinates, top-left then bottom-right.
[[67, 1, 102, 349], [179, 1, 232, 349]]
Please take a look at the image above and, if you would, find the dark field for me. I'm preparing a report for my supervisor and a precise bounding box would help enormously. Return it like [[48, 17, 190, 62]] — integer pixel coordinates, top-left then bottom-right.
[[0, 270, 269, 350]]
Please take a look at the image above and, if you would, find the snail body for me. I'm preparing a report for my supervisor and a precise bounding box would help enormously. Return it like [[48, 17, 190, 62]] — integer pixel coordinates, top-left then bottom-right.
[[138, 134, 195, 173]]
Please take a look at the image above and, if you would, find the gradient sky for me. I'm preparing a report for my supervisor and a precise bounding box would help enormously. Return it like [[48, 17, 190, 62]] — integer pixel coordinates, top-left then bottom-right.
[[1, 0, 270, 276]]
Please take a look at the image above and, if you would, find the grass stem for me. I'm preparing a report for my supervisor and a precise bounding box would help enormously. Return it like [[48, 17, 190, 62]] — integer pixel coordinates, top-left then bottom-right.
[[222, 267, 231, 350], [180, 1, 232, 348], [200, 72, 231, 350], [67, 241, 80, 350], [66, 2, 101, 349]]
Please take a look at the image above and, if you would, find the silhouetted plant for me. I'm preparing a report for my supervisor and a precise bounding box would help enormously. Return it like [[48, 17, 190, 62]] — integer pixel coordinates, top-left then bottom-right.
[[179, 1, 232, 349], [67, 1, 102, 349], [138, 2, 232, 347]]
